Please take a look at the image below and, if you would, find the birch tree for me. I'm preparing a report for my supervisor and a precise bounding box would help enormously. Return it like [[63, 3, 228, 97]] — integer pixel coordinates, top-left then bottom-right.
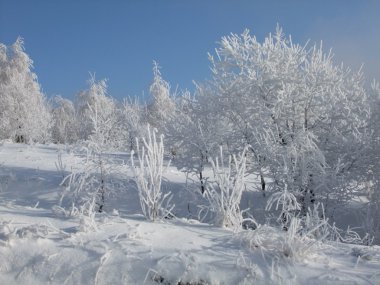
[[0, 38, 51, 142]]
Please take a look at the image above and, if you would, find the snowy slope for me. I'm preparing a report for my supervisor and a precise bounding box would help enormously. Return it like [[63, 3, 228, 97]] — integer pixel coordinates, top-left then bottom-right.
[[0, 142, 379, 285]]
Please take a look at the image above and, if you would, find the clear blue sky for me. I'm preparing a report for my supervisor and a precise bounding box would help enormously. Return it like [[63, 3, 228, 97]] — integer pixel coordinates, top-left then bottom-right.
[[1, 0, 379, 101]]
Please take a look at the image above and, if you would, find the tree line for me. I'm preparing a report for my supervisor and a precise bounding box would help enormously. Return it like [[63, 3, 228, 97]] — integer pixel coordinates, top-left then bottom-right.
[[1, 28, 379, 240]]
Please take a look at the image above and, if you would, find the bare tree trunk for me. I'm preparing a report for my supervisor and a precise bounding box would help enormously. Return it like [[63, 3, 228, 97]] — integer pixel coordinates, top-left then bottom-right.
[[260, 172, 266, 197], [97, 158, 105, 213], [300, 174, 314, 216], [199, 171, 205, 194]]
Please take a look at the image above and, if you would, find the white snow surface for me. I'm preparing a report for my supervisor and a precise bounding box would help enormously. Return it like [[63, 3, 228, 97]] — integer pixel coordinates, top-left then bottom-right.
[[0, 142, 379, 285]]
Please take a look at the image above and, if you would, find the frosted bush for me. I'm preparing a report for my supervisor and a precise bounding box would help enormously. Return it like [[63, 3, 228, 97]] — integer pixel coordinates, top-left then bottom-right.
[[77, 197, 99, 232], [131, 126, 174, 221], [0, 220, 56, 242], [57, 148, 114, 231], [0, 220, 14, 244], [58, 166, 101, 231], [281, 216, 323, 259], [241, 201, 372, 262], [302, 203, 373, 245], [302, 203, 330, 240], [238, 218, 325, 261], [238, 224, 280, 252], [204, 147, 255, 232], [266, 181, 301, 230]]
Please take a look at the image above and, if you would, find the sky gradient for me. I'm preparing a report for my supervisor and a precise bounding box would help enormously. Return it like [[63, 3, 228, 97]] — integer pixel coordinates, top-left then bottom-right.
[[1, 0, 379, 101]]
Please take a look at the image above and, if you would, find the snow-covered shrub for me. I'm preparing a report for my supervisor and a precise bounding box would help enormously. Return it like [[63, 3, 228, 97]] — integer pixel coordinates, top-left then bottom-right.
[[238, 215, 327, 261], [204, 147, 255, 232], [351, 247, 375, 261], [265, 178, 301, 230], [58, 149, 113, 219], [131, 126, 174, 221], [56, 151, 116, 232], [77, 196, 99, 232], [1, 220, 71, 244], [281, 216, 325, 259], [242, 200, 372, 261], [0, 220, 14, 244], [261, 201, 329, 259], [165, 91, 223, 194], [265, 182, 365, 239], [303, 203, 374, 245], [238, 224, 279, 252], [302, 203, 330, 240]]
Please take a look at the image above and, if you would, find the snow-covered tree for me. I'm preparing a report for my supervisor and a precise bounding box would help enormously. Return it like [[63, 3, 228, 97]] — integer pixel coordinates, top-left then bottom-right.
[[0, 38, 51, 142], [51, 96, 78, 144], [75, 75, 120, 150], [58, 148, 115, 219], [121, 97, 148, 151], [147, 62, 176, 133], [361, 81, 380, 243], [202, 27, 371, 216], [367, 81, 380, 188], [166, 90, 224, 193]]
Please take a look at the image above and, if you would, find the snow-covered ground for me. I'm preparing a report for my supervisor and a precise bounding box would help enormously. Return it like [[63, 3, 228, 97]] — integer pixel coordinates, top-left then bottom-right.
[[0, 142, 379, 285]]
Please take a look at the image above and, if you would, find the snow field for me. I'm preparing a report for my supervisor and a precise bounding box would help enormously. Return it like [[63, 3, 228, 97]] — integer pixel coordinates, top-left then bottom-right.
[[0, 143, 379, 285]]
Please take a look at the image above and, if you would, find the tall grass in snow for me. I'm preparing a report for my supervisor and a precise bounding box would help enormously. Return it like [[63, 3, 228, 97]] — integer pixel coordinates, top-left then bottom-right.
[[204, 147, 255, 232], [131, 126, 173, 221]]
